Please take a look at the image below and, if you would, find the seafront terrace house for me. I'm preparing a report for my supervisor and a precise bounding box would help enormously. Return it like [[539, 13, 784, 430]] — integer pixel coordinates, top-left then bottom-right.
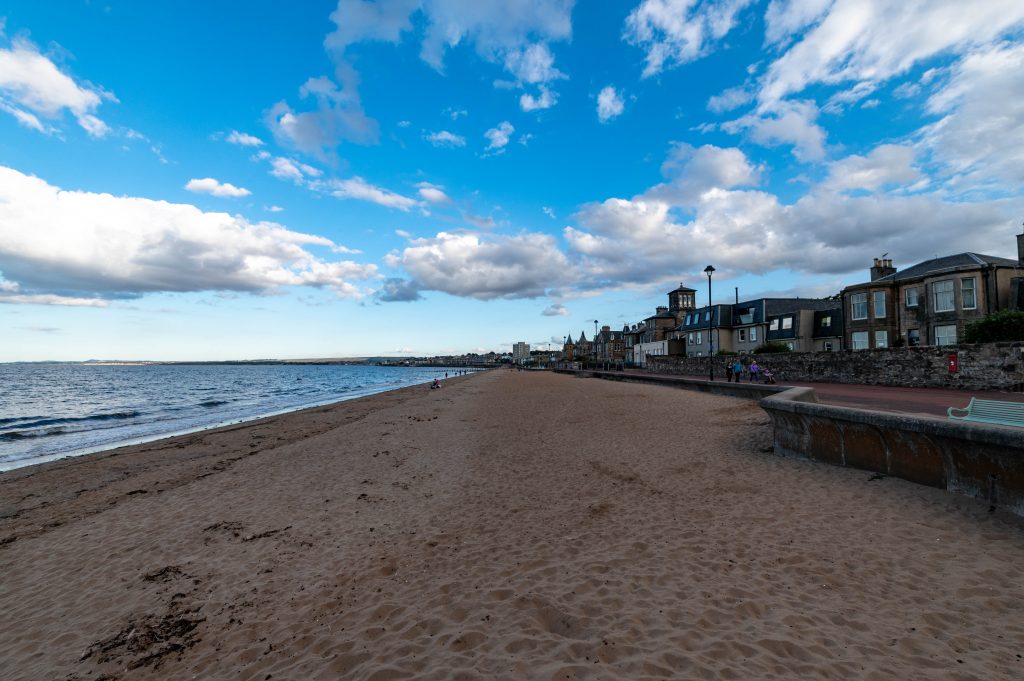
[[633, 307, 683, 367], [811, 308, 845, 351], [592, 325, 626, 362], [678, 297, 835, 356], [841, 234, 1024, 349], [761, 299, 841, 352]]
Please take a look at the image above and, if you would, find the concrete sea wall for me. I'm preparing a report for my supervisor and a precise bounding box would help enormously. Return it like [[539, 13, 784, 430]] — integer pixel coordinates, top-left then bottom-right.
[[647, 342, 1024, 391], [760, 388, 1024, 516]]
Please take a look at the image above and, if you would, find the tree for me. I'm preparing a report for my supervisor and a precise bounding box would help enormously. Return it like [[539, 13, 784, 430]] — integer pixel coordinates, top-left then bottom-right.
[[963, 310, 1024, 343]]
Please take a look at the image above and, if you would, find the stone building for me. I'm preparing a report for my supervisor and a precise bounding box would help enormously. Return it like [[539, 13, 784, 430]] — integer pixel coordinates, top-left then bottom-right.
[[592, 325, 626, 362], [841, 231, 1023, 349]]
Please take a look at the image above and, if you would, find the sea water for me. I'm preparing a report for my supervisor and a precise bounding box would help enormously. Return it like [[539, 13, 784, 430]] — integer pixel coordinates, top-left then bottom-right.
[[0, 363, 469, 471]]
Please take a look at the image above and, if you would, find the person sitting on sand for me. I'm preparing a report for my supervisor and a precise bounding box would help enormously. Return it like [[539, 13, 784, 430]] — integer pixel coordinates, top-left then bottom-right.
[[431, 378, 441, 389]]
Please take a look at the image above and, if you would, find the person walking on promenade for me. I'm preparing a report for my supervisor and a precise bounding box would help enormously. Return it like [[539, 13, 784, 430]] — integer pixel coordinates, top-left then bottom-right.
[[749, 360, 760, 383], [726, 359, 735, 382], [732, 360, 743, 382]]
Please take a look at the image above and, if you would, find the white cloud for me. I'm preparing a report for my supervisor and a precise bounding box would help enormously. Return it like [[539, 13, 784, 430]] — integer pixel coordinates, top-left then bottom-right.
[[707, 84, 753, 113], [624, 0, 756, 78], [226, 130, 264, 146], [269, 157, 321, 183], [542, 303, 569, 316], [543, 206, 556, 219], [596, 86, 625, 123], [645, 143, 760, 205], [0, 36, 113, 137], [763, 0, 832, 47], [394, 230, 571, 299], [758, 0, 1024, 107], [919, 42, 1024, 192], [484, 121, 514, 150], [265, 205, 285, 213], [551, 140, 1019, 292], [0, 166, 378, 303], [267, 75, 379, 156], [325, 0, 574, 118], [822, 144, 922, 193], [425, 130, 466, 147], [185, 178, 252, 199], [722, 99, 826, 162], [397, 120, 412, 127], [0, 293, 111, 307], [416, 182, 451, 203], [504, 43, 566, 84], [319, 177, 419, 211], [519, 86, 558, 112]]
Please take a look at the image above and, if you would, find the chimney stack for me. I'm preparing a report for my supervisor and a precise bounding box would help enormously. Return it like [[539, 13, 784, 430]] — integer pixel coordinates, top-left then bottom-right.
[[870, 257, 897, 281], [1017, 223, 1024, 264]]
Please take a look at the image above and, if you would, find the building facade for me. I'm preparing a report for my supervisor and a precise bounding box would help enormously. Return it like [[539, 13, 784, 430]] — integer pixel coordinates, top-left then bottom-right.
[[842, 235, 1023, 349]]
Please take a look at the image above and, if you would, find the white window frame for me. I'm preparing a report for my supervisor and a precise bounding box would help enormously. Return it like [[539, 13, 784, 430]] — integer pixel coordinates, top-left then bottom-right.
[[750, 328, 758, 342], [738, 329, 747, 342], [782, 317, 793, 330], [769, 319, 779, 331], [851, 331, 869, 350], [875, 330, 888, 348], [905, 288, 919, 307], [935, 324, 957, 346], [821, 315, 831, 328], [695, 331, 702, 344], [851, 292, 868, 320], [873, 291, 886, 318], [933, 280, 954, 312], [961, 278, 976, 310], [823, 341, 834, 351]]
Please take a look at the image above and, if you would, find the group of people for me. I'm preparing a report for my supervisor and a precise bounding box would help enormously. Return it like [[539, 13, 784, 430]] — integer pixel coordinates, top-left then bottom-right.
[[725, 359, 776, 384]]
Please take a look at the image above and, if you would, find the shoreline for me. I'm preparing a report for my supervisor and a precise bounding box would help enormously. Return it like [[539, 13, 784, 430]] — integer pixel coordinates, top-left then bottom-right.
[[3, 369, 1023, 680], [0, 367, 478, 474]]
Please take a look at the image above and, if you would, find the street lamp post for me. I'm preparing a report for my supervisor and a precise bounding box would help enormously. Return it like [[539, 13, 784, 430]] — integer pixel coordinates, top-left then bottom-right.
[[704, 265, 715, 381]]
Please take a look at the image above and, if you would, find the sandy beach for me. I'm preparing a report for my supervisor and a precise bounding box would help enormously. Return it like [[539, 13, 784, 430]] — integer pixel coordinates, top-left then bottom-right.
[[2, 369, 1022, 680]]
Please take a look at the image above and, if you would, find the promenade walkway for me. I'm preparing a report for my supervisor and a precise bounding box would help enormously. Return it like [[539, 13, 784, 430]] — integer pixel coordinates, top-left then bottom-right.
[[622, 368, 1024, 419]]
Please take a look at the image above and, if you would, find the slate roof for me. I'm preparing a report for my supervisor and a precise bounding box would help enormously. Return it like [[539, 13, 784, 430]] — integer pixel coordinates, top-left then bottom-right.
[[853, 253, 1019, 287], [763, 298, 838, 315]]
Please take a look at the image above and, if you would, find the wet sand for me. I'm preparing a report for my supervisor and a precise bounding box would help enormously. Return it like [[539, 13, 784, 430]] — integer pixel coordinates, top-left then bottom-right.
[[1, 369, 1022, 680]]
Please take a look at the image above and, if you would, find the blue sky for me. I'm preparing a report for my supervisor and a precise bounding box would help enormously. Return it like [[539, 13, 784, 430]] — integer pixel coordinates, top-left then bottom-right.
[[1, 0, 1022, 361]]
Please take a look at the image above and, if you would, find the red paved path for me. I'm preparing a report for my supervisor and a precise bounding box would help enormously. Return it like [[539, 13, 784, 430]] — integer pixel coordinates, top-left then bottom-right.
[[626, 369, 1024, 419]]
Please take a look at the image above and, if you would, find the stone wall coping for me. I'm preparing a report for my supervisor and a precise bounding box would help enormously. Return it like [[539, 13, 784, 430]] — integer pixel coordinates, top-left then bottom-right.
[[760, 386, 1024, 448]]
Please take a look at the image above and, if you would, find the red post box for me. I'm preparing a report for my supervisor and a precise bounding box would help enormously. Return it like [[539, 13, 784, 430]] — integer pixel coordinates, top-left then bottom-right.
[[948, 353, 958, 373]]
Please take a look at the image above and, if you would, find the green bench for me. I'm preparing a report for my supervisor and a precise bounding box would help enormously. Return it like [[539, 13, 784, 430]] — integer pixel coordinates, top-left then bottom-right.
[[948, 397, 1024, 427]]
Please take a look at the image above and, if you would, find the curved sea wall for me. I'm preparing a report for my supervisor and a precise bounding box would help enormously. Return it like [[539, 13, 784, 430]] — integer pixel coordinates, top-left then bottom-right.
[[760, 387, 1024, 516]]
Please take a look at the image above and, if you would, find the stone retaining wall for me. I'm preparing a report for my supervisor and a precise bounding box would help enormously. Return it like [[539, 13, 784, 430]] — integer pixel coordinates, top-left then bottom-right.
[[647, 342, 1024, 391], [760, 388, 1024, 516]]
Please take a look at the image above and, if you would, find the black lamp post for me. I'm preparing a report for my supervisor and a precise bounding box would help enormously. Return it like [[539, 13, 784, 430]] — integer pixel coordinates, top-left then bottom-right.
[[704, 265, 715, 381]]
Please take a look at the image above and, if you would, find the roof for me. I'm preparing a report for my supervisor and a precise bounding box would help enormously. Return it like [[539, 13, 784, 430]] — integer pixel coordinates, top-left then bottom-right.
[[763, 298, 838, 315], [644, 310, 677, 321], [851, 252, 1019, 288], [668, 283, 696, 294]]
